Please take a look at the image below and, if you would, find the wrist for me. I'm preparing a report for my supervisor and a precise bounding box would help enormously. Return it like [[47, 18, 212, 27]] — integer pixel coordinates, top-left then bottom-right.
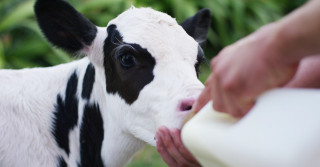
[[271, 0, 320, 64], [252, 22, 297, 67], [257, 19, 313, 69], [273, 20, 305, 64]]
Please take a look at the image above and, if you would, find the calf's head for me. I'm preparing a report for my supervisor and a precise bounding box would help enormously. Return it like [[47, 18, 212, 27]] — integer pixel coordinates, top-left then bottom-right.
[[35, 0, 210, 145]]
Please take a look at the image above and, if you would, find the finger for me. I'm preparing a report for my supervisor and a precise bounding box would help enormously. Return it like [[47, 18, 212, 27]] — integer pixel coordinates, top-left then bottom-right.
[[235, 78, 260, 116], [193, 86, 210, 112], [218, 70, 250, 117], [238, 98, 255, 117], [211, 73, 228, 113], [193, 74, 213, 112], [221, 88, 255, 118], [223, 92, 244, 118], [171, 129, 201, 166], [156, 130, 179, 167], [158, 127, 191, 166], [171, 129, 194, 159], [226, 83, 255, 117]]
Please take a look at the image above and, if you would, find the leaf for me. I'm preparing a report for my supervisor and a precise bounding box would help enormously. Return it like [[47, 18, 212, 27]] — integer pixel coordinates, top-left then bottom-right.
[[0, 0, 34, 32], [0, 40, 4, 68]]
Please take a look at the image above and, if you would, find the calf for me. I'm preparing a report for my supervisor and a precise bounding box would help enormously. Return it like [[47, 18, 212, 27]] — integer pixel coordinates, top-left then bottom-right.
[[0, 0, 210, 166]]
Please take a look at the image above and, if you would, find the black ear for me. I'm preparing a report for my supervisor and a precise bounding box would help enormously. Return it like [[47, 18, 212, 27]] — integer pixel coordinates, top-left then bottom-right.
[[34, 0, 97, 54], [181, 8, 211, 47]]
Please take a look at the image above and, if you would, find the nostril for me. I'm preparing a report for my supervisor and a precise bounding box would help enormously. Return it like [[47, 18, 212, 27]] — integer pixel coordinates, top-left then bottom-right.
[[178, 99, 195, 112], [181, 104, 192, 111]]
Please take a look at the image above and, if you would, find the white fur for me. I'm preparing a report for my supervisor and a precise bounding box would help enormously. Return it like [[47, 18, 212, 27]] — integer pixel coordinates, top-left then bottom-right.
[[0, 7, 204, 167]]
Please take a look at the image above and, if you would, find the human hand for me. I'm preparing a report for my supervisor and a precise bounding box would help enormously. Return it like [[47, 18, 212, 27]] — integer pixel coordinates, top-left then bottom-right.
[[193, 24, 299, 117], [285, 55, 320, 88], [156, 126, 201, 167]]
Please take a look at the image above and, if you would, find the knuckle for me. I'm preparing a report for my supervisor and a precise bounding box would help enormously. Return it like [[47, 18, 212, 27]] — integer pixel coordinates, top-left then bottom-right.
[[212, 67, 226, 82], [221, 79, 236, 92], [212, 67, 221, 77]]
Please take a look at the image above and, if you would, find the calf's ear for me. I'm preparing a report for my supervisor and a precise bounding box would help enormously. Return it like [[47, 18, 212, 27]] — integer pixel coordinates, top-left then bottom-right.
[[181, 8, 211, 47], [34, 0, 97, 54]]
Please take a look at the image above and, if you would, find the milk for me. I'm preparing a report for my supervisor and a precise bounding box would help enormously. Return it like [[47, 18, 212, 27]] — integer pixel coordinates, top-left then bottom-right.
[[182, 89, 320, 167]]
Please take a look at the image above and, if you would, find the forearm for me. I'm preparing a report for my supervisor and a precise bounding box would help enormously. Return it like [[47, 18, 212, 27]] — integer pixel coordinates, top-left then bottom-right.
[[274, 0, 320, 63], [285, 55, 320, 88]]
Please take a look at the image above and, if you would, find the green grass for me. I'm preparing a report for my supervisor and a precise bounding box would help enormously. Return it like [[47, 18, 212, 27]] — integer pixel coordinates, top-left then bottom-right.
[[198, 63, 211, 83], [127, 145, 168, 167]]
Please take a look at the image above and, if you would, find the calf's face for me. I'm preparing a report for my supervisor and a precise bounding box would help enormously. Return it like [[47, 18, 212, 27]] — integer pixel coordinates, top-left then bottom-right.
[[106, 8, 210, 144], [35, 0, 210, 146]]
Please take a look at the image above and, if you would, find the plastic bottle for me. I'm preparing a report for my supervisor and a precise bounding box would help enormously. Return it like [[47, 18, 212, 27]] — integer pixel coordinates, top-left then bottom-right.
[[182, 89, 320, 167]]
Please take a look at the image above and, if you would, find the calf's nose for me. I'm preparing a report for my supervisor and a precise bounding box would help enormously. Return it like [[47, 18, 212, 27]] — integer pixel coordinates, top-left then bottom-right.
[[178, 98, 196, 112]]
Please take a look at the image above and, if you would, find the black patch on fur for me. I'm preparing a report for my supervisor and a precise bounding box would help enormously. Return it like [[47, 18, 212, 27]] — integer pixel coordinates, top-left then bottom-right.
[[79, 103, 104, 167], [195, 45, 206, 77], [181, 8, 211, 47], [34, 0, 97, 53], [82, 63, 95, 99], [57, 156, 67, 167], [103, 25, 156, 104], [52, 71, 79, 155]]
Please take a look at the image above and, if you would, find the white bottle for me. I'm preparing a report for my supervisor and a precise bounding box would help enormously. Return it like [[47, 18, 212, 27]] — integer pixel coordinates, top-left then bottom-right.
[[182, 89, 320, 167]]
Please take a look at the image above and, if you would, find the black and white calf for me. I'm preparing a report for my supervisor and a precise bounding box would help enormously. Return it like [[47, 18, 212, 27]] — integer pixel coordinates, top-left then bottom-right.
[[0, 0, 210, 166]]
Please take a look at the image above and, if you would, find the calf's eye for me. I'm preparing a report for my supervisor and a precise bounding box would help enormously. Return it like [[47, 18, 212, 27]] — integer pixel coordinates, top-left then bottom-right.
[[119, 54, 136, 69]]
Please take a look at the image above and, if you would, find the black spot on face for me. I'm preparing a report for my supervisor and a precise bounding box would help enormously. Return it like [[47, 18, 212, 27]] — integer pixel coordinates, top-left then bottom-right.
[[195, 45, 206, 77], [52, 71, 79, 155], [79, 103, 104, 167], [103, 25, 156, 104], [57, 156, 67, 167], [82, 63, 95, 99]]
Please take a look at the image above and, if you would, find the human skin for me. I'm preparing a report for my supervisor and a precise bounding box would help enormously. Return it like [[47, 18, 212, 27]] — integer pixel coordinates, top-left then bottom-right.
[[157, 0, 320, 166], [155, 126, 201, 167], [155, 56, 320, 167], [285, 55, 320, 88], [193, 0, 320, 117]]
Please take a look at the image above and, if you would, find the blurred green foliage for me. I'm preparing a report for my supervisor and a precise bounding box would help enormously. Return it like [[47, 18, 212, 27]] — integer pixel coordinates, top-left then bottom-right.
[[0, 0, 306, 69], [127, 145, 167, 167], [0, 0, 306, 166]]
